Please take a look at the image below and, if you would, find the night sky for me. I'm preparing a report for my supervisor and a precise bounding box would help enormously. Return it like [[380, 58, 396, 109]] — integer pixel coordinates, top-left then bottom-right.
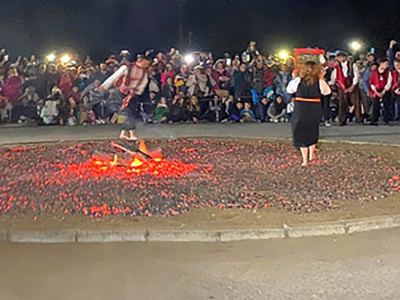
[[0, 0, 399, 60]]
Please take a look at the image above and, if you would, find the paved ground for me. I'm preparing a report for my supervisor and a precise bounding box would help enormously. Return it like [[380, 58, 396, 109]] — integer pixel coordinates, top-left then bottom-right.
[[0, 122, 399, 145], [0, 228, 399, 300]]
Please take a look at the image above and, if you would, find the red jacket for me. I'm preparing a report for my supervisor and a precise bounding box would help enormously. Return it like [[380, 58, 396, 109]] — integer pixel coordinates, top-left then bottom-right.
[[263, 68, 275, 88], [391, 70, 400, 93], [335, 62, 352, 91], [370, 69, 390, 97]]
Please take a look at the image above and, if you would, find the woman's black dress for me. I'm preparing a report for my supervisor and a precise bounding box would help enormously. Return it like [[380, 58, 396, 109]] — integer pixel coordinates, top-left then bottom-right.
[[291, 79, 322, 148]]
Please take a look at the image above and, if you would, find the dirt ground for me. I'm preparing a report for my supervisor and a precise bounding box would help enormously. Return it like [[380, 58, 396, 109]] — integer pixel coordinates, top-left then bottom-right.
[[0, 139, 399, 231]]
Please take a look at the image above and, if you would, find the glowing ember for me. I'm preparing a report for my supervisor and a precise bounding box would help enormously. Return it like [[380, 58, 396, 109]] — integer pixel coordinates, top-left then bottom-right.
[[0, 139, 399, 218]]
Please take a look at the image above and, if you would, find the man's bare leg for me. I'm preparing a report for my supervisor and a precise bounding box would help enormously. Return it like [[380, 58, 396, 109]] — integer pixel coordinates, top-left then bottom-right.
[[128, 130, 139, 141], [119, 130, 138, 141]]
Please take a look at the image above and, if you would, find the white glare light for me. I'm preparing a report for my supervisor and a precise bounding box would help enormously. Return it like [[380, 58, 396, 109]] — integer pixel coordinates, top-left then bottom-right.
[[46, 53, 56, 62], [351, 41, 361, 51], [185, 54, 195, 64], [60, 54, 71, 64]]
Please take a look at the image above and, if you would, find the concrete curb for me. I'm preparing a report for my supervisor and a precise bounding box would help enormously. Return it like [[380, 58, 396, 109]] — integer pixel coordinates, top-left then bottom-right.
[[3, 214, 400, 244]]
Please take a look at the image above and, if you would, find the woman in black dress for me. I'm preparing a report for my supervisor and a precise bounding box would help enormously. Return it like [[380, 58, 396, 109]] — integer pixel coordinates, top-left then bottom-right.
[[287, 61, 331, 167]]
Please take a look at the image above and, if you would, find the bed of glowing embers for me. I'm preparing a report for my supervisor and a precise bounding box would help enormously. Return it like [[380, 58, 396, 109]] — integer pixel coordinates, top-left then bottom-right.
[[0, 139, 399, 218]]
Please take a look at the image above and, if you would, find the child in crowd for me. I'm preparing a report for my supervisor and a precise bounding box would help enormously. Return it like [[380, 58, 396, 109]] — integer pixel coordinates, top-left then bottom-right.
[[267, 95, 287, 122], [230, 101, 243, 122], [154, 96, 170, 123], [240, 102, 256, 122], [254, 96, 269, 122], [40, 99, 59, 125]]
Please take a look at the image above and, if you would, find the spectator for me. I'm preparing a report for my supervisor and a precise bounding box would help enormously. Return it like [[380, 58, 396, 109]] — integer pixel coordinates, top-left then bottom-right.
[[162, 76, 176, 100], [74, 70, 91, 92], [153, 96, 170, 123], [81, 79, 106, 120], [103, 87, 122, 119], [274, 64, 292, 104], [391, 59, 400, 120], [251, 58, 265, 95], [11, 96, 36, 123], [19, 86, 39, 105], [141, 91, 158, 123], [230, 101, 243, 122], [267, 95, 287, 122], [3, 67, 24, 105], [233, 63, 251, 99], [330, 51, 362, 126], [254, 96, 269, 122], [78, 96, 96, 125], [44, 64, 61, 96], [187, 95, 201, 123], [161, 63, 176, 87], [369, 58, 392, 125], [203, 94, 222, 122], [40, 99, 59, 125], [174, 65, 190, 94], [212, 60, 232, 97], [65, 97, 79, 126], [59, 68, 76, 97], [240, 102, 256, 122], [167, 95, 187, 123], [242, 41, 260, 63], [93, 62, 112, 83], [361, 62, 378, 120], [263, 65, 275, 89], [220, 94, 235, 122], [187, 66, 209, 98], [70, 86, 81, 104]]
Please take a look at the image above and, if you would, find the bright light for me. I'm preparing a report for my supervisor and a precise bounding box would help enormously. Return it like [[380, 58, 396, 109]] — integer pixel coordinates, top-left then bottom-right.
[[351, 41, 362, 51], [279, 50, 289, 60], [184, 54, 195, 64], [60, 54, 71, 64], [46, 53, 56, 62]]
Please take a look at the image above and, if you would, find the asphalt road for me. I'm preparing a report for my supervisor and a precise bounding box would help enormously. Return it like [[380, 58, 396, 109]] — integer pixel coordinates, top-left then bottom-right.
[[0, 122, 399, 145], [1, 228, 400, 300]]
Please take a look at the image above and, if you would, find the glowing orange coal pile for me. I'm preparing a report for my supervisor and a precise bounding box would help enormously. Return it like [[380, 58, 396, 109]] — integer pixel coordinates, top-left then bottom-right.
[[83, 153, 198, 179]]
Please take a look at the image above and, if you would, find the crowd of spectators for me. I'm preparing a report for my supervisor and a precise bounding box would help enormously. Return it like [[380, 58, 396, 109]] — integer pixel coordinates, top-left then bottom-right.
[[0, 40, 399, 127]]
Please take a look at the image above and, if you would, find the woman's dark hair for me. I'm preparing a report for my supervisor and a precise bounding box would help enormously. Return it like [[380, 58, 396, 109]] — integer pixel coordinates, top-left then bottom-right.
[[300, 61, 322, 86]]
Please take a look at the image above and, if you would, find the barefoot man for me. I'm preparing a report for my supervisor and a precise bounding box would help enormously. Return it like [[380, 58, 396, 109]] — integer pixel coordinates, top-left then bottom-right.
[[100, 52, 152, 141]]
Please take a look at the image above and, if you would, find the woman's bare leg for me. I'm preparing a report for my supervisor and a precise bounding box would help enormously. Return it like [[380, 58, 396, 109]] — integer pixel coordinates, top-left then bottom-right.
[[300, 147, 309, 167], [309, 144, 317, 161]]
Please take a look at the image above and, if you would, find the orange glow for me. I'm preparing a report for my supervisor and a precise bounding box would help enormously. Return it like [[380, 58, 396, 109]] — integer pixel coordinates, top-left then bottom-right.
[[131, 157, 144, 167], [110, 155, 118, 167]]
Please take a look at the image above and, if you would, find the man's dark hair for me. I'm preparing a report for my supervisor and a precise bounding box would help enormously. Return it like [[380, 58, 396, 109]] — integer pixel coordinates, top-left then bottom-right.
[[377, 58, 389, 64], [336, 51, 348, 58]]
